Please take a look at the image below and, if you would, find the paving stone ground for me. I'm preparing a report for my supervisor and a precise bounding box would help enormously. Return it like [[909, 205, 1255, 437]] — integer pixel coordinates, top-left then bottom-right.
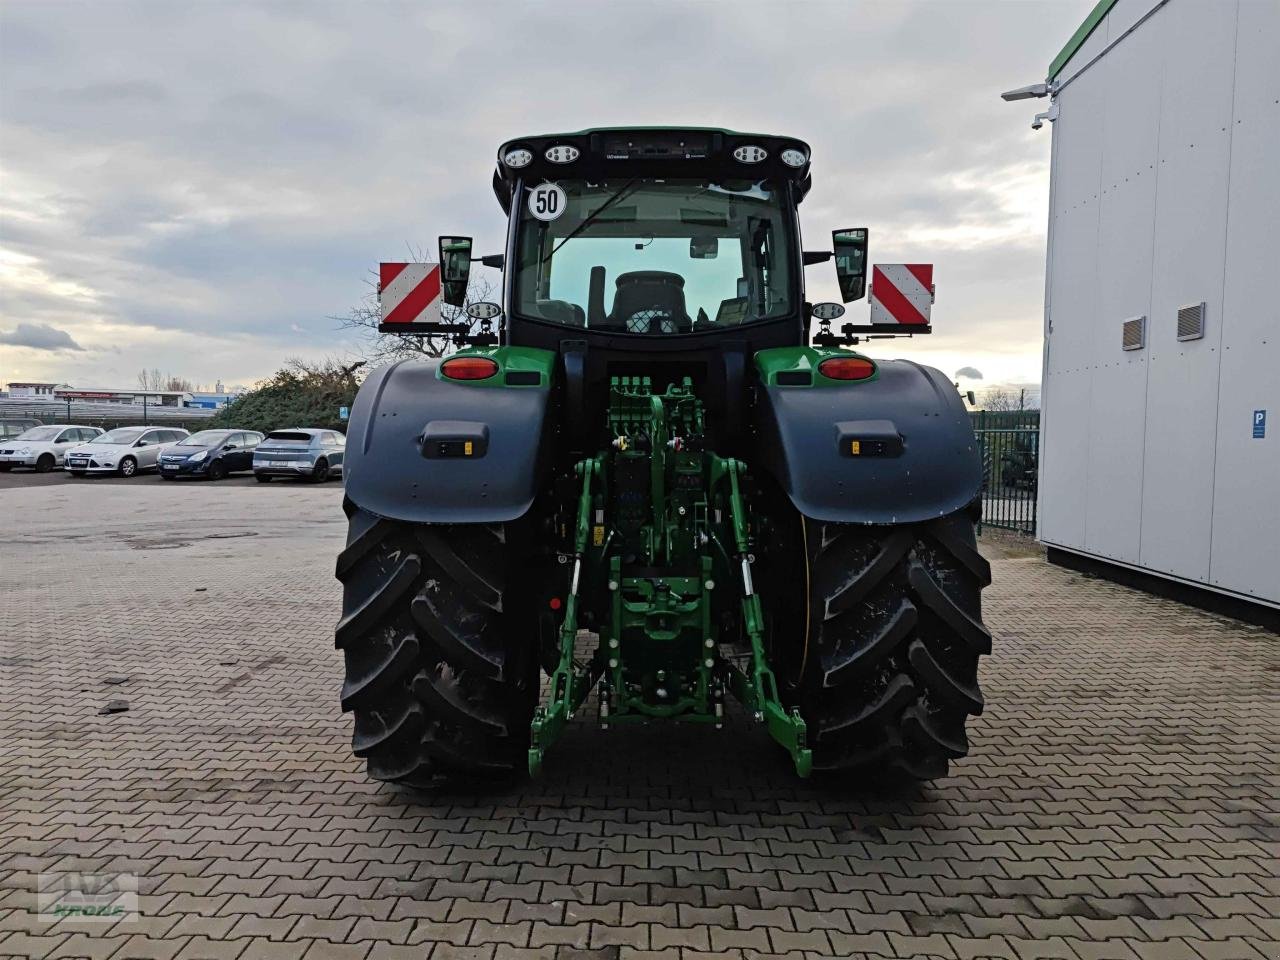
[[1, 480, 1277, 960]]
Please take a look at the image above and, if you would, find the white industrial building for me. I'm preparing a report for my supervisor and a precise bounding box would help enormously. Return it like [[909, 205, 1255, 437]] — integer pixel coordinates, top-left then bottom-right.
[[1033, 0, 1278, 619]]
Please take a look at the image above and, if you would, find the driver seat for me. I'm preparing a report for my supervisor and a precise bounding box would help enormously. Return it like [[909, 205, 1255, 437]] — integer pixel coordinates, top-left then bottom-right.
[[607, 271, 689, 333]]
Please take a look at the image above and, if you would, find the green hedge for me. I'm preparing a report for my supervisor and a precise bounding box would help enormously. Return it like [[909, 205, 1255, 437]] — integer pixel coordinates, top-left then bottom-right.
[[209, 361, 359, 434]]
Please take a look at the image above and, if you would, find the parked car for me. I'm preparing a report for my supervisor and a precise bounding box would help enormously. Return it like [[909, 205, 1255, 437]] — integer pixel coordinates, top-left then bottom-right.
[[253, 428, 344, 482], [65, 426, 190, 477], [1, 417, 44, 440], [158, 429, 264, 480], [0, 425, 105, 473]]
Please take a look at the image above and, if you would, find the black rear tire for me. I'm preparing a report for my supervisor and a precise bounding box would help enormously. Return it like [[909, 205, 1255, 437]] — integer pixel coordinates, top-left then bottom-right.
[[0, 463, 13, 473], [255, 474, 272, 483], [310, 458, 329, 483], [785, 506, 991, 779], [334, 500, 537, 786]]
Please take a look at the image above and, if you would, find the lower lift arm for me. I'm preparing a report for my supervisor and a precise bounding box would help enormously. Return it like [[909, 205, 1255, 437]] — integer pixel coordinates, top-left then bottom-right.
[[714, 457, 813, 778], [528, 456, 601, 778]]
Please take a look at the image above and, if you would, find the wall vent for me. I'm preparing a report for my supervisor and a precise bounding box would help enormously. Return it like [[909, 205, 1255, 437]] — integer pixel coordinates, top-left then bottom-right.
[[1121, 316, 1146, 351], [1177, 301, 1206, 341]]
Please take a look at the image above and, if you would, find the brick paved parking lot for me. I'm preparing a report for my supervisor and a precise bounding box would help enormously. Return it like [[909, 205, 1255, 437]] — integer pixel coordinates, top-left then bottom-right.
[[1, 479, 1276, 960]]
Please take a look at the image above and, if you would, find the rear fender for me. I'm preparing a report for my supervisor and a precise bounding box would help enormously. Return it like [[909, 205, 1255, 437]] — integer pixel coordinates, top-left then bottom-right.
[[343, 347, 556, 524], [754, 349, 981, 524]]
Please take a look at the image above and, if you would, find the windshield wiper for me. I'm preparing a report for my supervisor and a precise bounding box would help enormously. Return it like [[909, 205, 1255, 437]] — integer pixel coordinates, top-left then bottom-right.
[[541, 179, 641, 264]]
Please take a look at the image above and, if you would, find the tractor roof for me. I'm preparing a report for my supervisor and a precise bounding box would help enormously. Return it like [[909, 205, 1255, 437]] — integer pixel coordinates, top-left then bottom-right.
[[491, 126, 813, 212]]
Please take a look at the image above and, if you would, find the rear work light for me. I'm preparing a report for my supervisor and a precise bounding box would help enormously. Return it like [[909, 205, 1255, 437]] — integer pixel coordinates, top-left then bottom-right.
[[818, 356, 876, 381], [545, 145, 579, 163], [441, 357, 498, 381], [779, 147, 808, 168]]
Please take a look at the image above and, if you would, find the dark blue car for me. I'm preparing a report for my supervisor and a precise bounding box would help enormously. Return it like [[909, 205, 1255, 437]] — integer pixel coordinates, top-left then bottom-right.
[[158, 429, 264, 480]]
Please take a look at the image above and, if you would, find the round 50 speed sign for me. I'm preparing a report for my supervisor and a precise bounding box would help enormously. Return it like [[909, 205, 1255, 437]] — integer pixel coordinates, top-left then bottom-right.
[[527, 182, 567, 221]]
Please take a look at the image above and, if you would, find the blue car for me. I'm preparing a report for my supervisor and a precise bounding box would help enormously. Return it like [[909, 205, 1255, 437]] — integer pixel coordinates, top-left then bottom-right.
[[253, 428, 345, 483], [158, 429, 264, 480]]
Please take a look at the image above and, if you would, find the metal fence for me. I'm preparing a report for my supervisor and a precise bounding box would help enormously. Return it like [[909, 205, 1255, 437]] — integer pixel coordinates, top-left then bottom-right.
[[0, 401, 216, 434], [971, 410, 1040, 535]]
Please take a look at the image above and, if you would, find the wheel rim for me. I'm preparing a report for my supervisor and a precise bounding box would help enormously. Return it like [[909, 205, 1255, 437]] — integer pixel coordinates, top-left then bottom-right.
[[121, 459, 135, 476]]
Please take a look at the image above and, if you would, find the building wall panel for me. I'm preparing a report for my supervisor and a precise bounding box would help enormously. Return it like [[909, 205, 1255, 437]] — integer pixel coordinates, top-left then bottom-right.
[[1138, 0, 1238, 582], [1082, 9, 1166, 564], [1208, 0, 1280, 602], [1039, 60, 1108, 549]]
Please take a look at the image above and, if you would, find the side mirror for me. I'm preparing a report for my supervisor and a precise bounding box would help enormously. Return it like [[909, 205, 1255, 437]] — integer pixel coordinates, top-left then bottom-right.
[[136, 440, 149, 447], [438, 235, 473, 308], [832, 227, 869, 302], [689, 236, 718, 259], [224, 443, 238, 450]]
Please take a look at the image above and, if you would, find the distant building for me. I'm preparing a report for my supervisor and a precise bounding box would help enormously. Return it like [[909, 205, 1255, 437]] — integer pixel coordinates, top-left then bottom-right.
[[53, 387, 191, 407], [6, 381, 66, 399], [187, 392, 240, 410]]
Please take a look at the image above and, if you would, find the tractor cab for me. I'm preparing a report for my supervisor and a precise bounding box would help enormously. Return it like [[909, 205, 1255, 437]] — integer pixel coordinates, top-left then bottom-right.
[[493, 129, 820, 351], [394, 129, 880, 358]]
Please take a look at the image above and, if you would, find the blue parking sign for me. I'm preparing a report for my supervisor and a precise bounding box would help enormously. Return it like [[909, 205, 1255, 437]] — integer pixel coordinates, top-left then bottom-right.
[[1253, 410, 1266, 439], [340, 406, 350, 421]]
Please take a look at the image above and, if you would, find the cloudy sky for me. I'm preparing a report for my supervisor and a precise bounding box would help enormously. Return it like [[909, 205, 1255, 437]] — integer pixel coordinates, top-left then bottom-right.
[[1, 0, 1091, 394]]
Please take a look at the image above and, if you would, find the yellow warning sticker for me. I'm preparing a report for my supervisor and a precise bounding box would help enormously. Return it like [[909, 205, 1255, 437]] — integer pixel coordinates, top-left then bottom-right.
[[463, 441, 473, 456], [851, 440, 861, 455], [592, 525, 605, 546]]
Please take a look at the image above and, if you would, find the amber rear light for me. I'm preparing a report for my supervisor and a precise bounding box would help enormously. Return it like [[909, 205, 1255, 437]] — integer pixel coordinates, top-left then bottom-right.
[[818, 356, 876, 381], [441, 357, 498, 381]]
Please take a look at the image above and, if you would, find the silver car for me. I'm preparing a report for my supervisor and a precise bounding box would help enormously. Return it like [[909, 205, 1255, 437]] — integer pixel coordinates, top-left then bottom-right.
[[253, 428, 345, 483], [0, 425, 104, 472], [65, 426, 190, 477]]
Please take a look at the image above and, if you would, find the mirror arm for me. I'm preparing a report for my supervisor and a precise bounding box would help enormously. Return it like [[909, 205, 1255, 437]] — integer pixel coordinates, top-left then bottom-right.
[[802, 250, 833, 266], [478, 254, 505, 269]]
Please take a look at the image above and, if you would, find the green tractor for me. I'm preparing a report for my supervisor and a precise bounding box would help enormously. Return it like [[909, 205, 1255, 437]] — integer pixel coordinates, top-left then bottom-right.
[[335, 128, 990, 784]]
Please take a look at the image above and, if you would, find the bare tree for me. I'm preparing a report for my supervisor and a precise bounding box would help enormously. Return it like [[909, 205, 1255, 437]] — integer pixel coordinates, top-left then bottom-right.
[[982, 388, 1015, 412], [137, 369, 194, 392], [337, 248, 500, 365]]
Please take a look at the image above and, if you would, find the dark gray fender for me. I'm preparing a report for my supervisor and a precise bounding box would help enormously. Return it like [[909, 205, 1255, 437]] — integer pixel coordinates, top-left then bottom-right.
[[755, 359, 981, 525], [343, 358, 551, 524]]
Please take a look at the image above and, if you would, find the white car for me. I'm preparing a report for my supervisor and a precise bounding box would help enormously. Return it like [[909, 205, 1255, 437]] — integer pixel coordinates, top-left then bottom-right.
[[65, 426, 190, 478], [0, 425, 105, 473]]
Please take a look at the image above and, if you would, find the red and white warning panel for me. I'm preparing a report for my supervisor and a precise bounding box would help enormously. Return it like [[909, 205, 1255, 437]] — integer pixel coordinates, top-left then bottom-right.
[[869, 264, 934, 328], [378, 262, 441, 330]]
